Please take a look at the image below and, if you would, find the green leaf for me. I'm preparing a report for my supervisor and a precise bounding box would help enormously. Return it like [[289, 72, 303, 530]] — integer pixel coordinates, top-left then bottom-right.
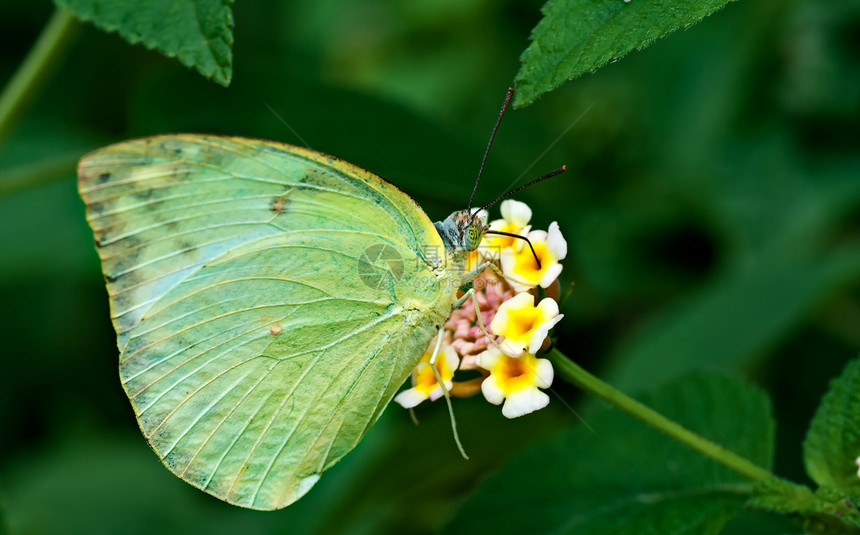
[[443, 374, 774, 535], [804, 357, 860, 499], [514, 0, 739, 107], [720, 509, 804, 535], [53, 0, 234, 85], [747, 477, 817, 516], [750, 479, 860, 533]]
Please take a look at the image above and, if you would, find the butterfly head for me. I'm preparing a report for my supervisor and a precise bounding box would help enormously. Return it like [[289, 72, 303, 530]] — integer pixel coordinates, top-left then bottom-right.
[[434, 209, 488, 256]]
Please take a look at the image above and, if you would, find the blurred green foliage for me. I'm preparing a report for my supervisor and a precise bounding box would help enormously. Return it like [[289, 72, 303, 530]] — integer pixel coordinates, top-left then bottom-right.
[[0, 0, 858, 533], [446, 373, 776, 534]]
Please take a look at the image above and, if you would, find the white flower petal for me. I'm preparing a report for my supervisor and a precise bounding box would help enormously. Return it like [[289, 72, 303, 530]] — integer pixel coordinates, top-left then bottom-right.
[[535, 358, 554, 388], [546, 222, 567, 260], [526, 327, 551, 354], [394, 388, 427, 408], [504, 291, 535, 310], [526, 228, 547, 243], [478, 347, 503, 369], [500, 200, 532, 227], [525, 315, 563, 353], [481, 376, 505, 405], [489, 307, 510, 335], [500, 248, 528, 286], [536, 297, 560, 318], [505, 275, 536, 293], [488, 219, 506, 231], [501, 388, 550, 418], [520, 225, 532, 238], [442, 345, 460, 375], [428, 380, 453, 402], [500, 337, 527, 357], [538, 263, 563, 288], [500, 247, 518, 275]]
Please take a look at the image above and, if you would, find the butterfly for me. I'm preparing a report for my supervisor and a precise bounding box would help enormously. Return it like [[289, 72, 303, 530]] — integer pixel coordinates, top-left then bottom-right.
[[77, 90, 563, 510], [77, 129, 506, 509]]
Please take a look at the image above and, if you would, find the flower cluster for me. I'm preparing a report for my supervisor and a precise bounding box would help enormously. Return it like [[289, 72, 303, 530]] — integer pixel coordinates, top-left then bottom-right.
[[396, 200, 568, 418]]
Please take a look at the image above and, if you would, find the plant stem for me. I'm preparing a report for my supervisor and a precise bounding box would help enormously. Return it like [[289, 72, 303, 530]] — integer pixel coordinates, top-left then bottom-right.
[[0, 152, 79, 195], [548, 348, 774, 482], [0, 8, 79, 149]]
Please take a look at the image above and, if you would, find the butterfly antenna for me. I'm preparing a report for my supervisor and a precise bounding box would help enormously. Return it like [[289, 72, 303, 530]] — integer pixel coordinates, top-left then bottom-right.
[[466, 88, 514, 214], [485, 230, 542, 270], [473, 165, 567, 217], [262, 99, 312, 149]]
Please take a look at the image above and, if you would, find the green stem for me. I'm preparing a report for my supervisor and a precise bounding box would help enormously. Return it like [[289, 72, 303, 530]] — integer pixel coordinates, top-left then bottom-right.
[[548, 348, 774, 482], [0, 8, 79, 149], [0, 152, 79, 195]]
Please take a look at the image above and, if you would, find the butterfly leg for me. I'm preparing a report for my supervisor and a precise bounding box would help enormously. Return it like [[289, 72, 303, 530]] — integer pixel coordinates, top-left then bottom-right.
[[454, 265, 505, 353], [469, 289, 505, 353], [427, 327, 469, 460], [453, 261, 500, 310]]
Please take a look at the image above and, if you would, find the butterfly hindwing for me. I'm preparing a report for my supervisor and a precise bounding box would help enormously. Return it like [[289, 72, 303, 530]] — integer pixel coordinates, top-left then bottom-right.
[[78, 135, 454, 509]]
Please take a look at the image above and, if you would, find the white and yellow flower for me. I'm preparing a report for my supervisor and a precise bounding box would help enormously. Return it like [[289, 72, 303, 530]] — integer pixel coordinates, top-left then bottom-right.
[[478, 347, 553, 418], [500, 221, 567, 292], [394, 338, 460, 408], [481, 200, 532, 259], [489, 292, 563, 357]]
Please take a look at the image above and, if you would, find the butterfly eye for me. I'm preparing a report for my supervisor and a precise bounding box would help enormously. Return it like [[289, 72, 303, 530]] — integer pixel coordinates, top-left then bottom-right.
[[465, 225, 483, 251]]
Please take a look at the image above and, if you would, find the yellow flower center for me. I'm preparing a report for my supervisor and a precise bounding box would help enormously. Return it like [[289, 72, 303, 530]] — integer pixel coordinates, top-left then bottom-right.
[[415, 365, 440, 394], [514, 242, 548, 278], [486, 222, 520, 250], [413, 349, 453, 394], [507, 307, 540, 340], [497, 354, 536, 392]]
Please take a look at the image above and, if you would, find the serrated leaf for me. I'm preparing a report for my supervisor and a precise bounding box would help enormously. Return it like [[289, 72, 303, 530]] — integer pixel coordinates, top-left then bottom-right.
[[751, 480, 860, 533], [54, 0, 234, 85], [804, 357, 860, 498], [443, 374, 774, 535], [747, 477, 816, 515], [514, 0, 739, 106], [806, 487, 860, 531]]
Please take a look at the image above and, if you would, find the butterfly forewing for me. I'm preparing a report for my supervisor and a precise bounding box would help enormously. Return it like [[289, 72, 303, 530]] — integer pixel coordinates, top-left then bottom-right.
[[79, 136, 425, 348], [78, 135, 455, 509]]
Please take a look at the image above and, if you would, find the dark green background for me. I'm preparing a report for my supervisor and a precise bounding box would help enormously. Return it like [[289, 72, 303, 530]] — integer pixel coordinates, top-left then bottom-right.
[[1, 0, 857, 533]]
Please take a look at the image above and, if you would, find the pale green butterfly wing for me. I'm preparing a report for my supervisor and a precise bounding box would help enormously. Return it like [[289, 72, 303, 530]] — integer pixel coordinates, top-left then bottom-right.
[[78, 135, 456, 510]]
